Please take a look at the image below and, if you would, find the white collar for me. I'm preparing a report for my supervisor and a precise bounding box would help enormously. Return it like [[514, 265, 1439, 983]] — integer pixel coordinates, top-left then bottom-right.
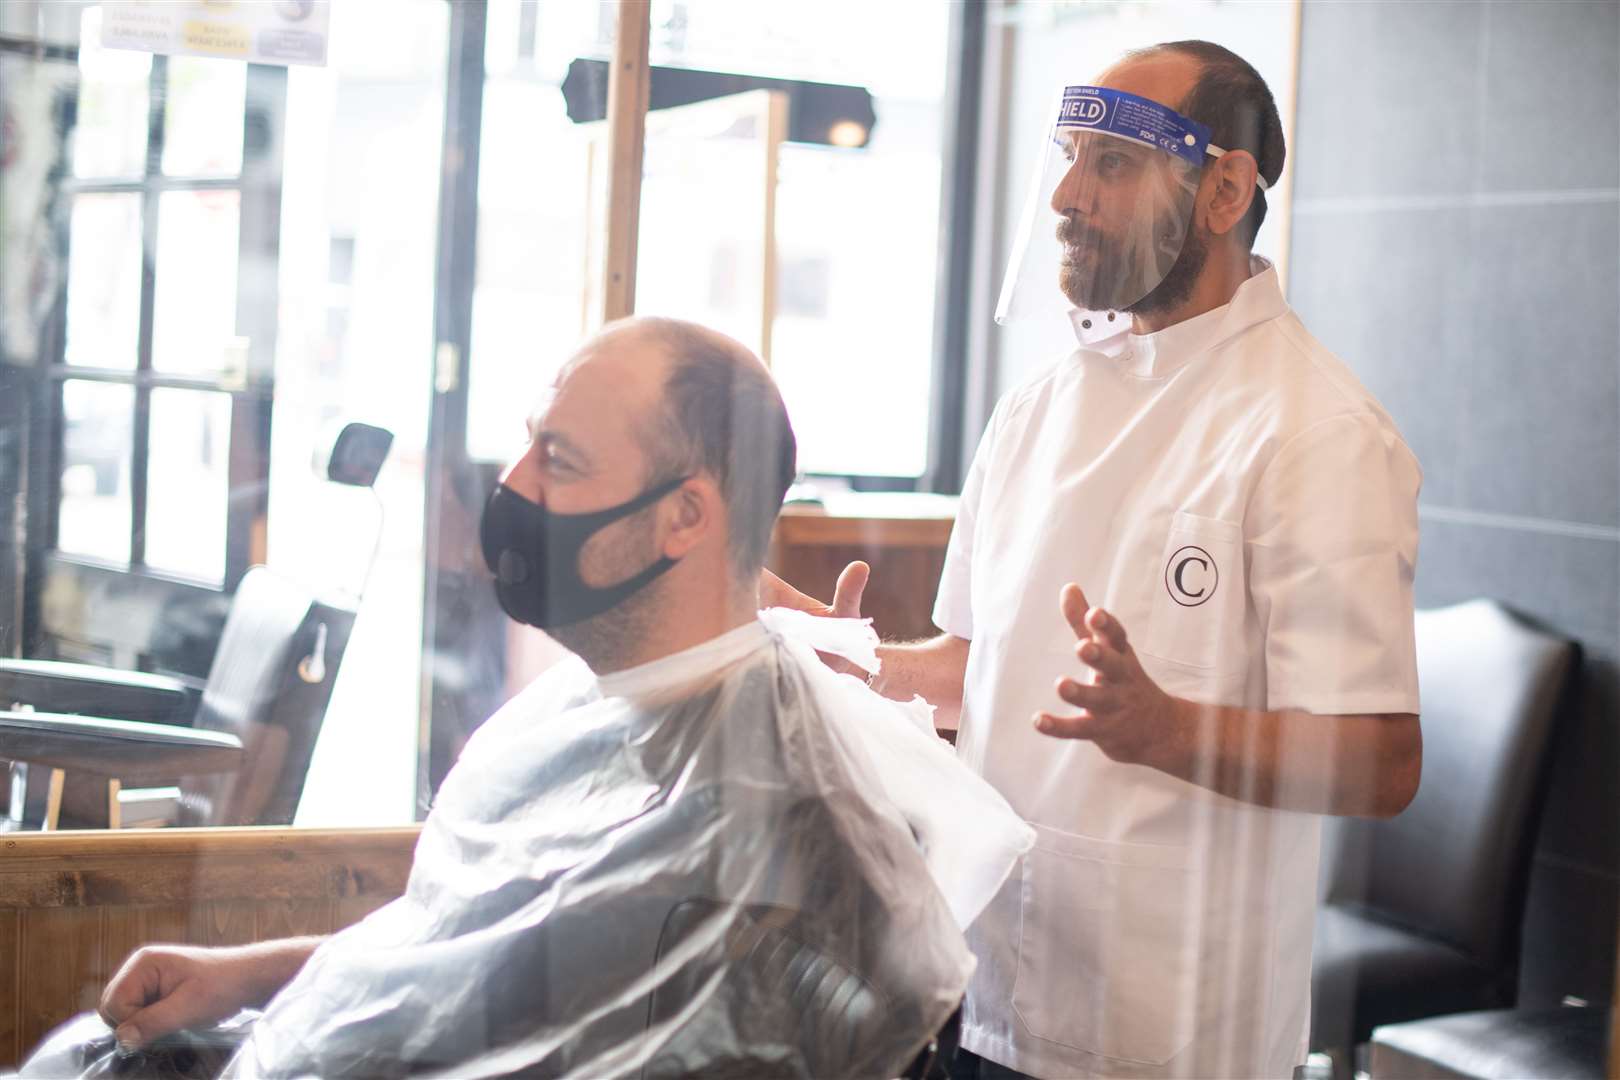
[[593, 619, 770, 699], [1067, 255, 1287, 377]]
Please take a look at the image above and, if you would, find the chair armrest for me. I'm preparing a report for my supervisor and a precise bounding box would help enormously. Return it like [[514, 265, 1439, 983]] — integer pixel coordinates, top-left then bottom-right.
[[0, 659, 198, 725], [0, 710, 241, 782]]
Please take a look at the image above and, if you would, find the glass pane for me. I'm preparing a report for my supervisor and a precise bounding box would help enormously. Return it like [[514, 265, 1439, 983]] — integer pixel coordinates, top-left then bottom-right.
[[71, 5, 152, 180], [639, 0, 951, 478], [267, 0, 451, 827], [770, 145, 937, 477], [152, 189, 241, 374], [144, 388, 231, 584], [634, 93, 776, 360], [63, 192, 144, 370], [161, 56, 247, 177], [465, 0, 604, 464], [58, 379, 133, 564]]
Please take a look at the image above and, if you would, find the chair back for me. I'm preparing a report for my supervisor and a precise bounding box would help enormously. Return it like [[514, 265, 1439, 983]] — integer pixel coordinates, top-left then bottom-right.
[[178, 567, 355, 826], [643, 898, 891, 1079], [1321, 599, 1578, 967]]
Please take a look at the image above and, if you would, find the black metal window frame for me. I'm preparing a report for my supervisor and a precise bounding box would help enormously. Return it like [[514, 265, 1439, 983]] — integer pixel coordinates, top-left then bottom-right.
[[31, 55, 286, 588]]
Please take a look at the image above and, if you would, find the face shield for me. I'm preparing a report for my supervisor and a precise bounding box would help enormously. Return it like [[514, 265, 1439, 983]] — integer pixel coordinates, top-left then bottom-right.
[[996, 85, 1266, 324]]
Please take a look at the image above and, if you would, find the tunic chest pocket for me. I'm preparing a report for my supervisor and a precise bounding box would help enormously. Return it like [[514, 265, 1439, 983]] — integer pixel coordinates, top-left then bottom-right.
[[1140, 512, 1245, 673]]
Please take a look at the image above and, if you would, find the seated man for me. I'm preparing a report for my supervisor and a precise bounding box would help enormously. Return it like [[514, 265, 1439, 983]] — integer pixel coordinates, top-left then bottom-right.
[[29, 317, 1026, 1080]]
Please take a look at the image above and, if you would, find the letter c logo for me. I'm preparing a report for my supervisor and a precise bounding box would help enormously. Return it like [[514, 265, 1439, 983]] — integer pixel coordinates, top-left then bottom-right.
[[1165, 545, 1218, 607]]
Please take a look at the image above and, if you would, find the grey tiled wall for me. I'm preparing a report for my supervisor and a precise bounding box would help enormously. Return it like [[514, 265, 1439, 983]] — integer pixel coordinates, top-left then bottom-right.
[[1290, 0, 1620, 1005]]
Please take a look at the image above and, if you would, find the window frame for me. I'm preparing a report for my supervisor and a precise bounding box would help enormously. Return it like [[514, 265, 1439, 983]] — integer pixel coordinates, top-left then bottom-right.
[[20, 48, 287, 669]]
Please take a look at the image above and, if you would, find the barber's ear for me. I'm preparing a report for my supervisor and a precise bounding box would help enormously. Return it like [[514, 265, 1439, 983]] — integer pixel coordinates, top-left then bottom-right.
[[1202, 149, 1260, 238], [661, 478, 715, 559]]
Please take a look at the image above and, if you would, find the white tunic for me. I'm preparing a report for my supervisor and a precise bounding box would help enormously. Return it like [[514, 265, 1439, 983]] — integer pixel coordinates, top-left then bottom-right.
[[934, 259, 1421, 1079]]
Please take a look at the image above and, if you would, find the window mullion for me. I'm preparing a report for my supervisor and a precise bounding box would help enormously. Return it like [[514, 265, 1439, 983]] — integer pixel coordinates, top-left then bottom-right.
[[129, 55, 169, 568]]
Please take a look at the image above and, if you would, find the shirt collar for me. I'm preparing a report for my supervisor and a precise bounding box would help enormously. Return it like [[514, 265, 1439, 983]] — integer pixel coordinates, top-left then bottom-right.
[[1067, 255, 1287, 377], [593, 618, 770, 699]]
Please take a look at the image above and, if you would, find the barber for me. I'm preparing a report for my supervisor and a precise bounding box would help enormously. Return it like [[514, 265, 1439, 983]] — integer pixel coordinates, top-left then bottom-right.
[[767, 40, 1421, 1080]]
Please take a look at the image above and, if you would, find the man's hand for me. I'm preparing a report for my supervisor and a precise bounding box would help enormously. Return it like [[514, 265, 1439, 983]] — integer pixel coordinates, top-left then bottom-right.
[[1034, 583, 1185, 767], [99, 940, 318, 1050]]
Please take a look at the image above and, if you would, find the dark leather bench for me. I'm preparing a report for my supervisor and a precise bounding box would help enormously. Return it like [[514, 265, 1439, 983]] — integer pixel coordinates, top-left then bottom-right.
[[1369, 1006, 1607, 1079]]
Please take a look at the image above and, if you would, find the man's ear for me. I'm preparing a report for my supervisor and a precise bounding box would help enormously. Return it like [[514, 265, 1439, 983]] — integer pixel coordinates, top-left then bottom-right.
[[661, 477, 718, 559], [1202, 149, 1259, 238]]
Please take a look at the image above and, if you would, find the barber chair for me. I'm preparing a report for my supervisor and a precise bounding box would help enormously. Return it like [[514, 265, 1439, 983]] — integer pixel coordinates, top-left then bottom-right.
[[1310, 600, 1579, 1078], [645, 898, 960, 1079], [0, 422, 392, 830], [0, 567, 355, 829]]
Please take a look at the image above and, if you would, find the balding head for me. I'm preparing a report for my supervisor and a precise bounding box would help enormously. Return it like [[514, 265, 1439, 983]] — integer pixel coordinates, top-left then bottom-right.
[[1111, 40, 1285, 246], [592, 317, 797, 580]]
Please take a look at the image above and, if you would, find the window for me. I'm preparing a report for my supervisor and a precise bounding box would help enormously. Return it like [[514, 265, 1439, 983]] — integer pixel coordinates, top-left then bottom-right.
[[466, 0, 955, 482], [48, 7, 276, 592]]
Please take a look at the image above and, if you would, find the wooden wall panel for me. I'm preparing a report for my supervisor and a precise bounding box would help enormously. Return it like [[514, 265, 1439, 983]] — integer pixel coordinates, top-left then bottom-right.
[[0, 909, 17, 1069], [257, 898, 335, 941], [0, 827, 418, 1070], [193, 901, 258, 948], [334, 892, 395, 930], [18, 907, 104, 1060], [102, 903, 189, 983]]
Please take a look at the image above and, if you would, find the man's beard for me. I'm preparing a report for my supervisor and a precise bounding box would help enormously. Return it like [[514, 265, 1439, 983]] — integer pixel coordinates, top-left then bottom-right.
[[545, 507, 666, 671], [1126, 224, 1207, 317], [1056, 213, 1207, 315]]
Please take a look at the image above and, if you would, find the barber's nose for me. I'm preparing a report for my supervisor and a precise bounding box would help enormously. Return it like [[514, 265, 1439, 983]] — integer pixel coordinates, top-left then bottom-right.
[[1050, 160, 1096, 216]]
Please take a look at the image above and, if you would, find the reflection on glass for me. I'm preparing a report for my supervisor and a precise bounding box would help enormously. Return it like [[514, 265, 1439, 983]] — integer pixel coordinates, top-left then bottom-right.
[[152, 189, 241, 374], [144, 388, 231, 584], [58, 380, 133, 565], [64, 193, 143, 370], [71, 6, 152, 180], [162, 56, 247, 177]]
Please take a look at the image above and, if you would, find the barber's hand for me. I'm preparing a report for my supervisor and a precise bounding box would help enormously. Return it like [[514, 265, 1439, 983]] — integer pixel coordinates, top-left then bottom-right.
[[759, 562, 869, 619], [758, 563, 871, 675], [99, 944, 283, 1050], [1034, 583, 1185, 767]]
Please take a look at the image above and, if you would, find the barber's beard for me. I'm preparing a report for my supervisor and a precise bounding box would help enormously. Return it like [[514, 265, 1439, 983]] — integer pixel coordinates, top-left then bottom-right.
[[1126, 223, 1208, 317], [1056, 213, 1206, 315]]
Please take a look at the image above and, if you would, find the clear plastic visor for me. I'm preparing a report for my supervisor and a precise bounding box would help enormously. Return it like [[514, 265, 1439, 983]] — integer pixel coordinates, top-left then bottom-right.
[[996, 126, 1203, 324]]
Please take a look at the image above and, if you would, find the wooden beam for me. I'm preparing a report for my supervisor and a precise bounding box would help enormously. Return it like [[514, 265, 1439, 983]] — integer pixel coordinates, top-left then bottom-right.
[[759, 91, 789, 367], [0, 826, 420, 908], [599, 0, 652, 323]]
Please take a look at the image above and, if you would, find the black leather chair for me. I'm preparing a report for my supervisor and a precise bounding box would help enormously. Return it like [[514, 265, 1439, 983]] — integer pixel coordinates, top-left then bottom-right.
[[1368, 1006, 1607, 1079], [1310, 600, 1580, 1077], [0, 566, 354, 829], [642, 897, 958, 1080]]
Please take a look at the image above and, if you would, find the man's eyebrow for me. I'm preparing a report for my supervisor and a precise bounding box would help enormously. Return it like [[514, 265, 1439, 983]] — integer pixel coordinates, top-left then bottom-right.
[[536, 426, 591, 462]]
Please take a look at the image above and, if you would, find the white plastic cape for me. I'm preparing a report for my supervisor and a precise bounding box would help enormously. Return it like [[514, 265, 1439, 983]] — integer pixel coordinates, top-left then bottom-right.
[[208, 611, 1032, 1079]]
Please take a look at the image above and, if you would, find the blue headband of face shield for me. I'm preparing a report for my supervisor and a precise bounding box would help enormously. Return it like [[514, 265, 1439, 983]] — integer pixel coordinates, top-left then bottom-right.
[[1056, 85, 1270, 192]]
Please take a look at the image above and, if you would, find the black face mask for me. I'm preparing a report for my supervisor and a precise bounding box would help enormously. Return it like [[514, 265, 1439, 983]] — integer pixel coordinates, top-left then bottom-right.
[[478, 475, 689, 630]]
